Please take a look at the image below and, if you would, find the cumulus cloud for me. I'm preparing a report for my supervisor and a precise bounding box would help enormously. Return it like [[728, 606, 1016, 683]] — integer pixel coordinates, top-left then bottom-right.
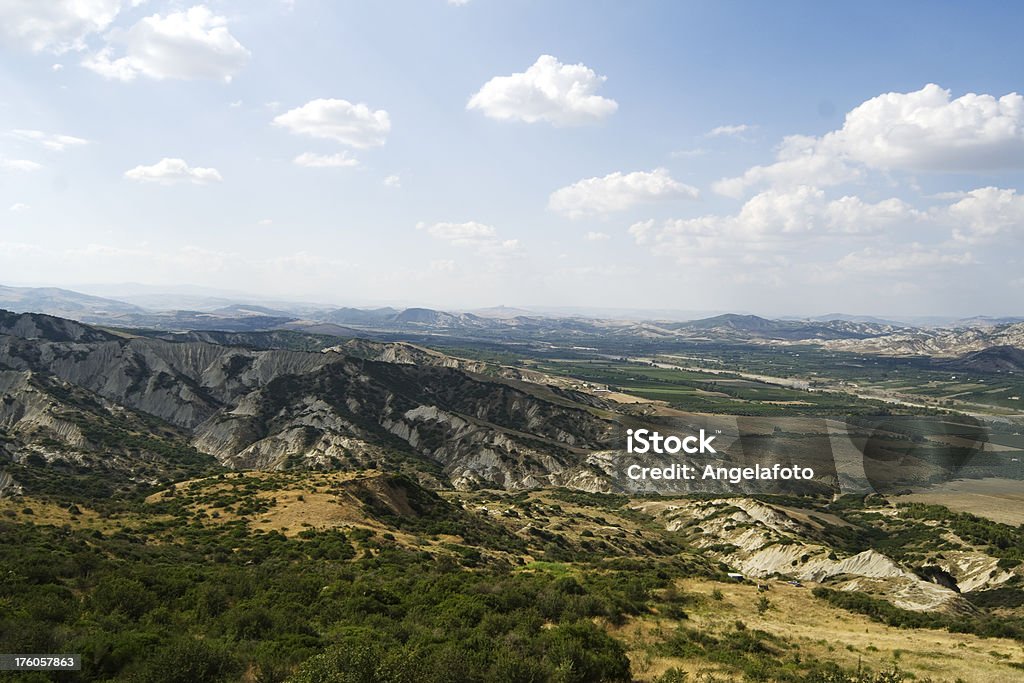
[[10, 129, 88, 151], [549, 168, 698, 218], [631, 182, 1024, 280], [585, 231, 611, 241], [83, 5, 250, 82], [383, 174, 401, 188], [713, 134, 861, 198], [0, 0, 125, 54], [629, 186, 922, 266], [716, 84, 1024, 197], [273, 99, 391, 149], [9, 203, 30, 211], [467, 55, 618, 126], [838, 84, 1024, 171], [123, 158, 222, 184], [947, 186, 1024, 244], [293, 152, 359, 168]]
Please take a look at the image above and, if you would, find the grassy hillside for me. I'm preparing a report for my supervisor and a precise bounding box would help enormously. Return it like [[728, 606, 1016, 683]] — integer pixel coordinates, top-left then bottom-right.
[[3, 471, 1024, 681]]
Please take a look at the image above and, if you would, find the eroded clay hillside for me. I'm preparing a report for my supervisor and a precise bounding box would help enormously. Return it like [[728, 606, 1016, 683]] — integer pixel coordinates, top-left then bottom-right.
[[0, 310, 618, 490]]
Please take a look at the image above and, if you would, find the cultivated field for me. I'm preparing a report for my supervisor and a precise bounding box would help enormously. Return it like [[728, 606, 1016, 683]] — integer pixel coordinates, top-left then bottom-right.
[[894, 477, 1024, 526]]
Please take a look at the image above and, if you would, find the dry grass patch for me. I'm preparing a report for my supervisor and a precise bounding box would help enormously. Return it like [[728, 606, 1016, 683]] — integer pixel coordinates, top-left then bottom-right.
[[620, 578, 1024, 682]]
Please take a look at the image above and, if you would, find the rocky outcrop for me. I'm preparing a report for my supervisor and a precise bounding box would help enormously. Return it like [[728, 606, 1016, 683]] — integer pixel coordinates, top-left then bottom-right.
[[635, 497, 980, 614], [0, 470, 21, 498]]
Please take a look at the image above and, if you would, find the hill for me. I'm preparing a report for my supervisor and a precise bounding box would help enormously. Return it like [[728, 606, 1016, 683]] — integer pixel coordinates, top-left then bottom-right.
[[0, 309, 620, 491], [824, 322, 1024, 357], [942, 345, 1024, 373], [3, 472, 1023, 682], [676, 313, 903, 340], [0, 284, 145, 321]]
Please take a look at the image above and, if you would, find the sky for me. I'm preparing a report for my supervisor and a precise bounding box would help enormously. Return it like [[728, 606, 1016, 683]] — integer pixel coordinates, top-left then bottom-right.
[[0, 0, 1022, 317]]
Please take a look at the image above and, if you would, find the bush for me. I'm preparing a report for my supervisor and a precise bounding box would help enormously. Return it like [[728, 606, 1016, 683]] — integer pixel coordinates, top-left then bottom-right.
[[134, 637, 239, 683]]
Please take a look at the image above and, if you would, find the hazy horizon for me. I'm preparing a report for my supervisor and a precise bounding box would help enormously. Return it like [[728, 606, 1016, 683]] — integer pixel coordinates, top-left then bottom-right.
[[3, 279, 1023, 324]]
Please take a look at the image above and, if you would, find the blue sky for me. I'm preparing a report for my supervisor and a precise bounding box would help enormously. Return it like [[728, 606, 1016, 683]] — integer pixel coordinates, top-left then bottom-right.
[[1, 0, 1022, 316]]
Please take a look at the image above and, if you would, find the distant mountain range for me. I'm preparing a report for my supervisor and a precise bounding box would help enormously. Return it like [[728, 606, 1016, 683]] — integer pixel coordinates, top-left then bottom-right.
[[0, 284, 146, 319], [1, 284, 1023, 358]]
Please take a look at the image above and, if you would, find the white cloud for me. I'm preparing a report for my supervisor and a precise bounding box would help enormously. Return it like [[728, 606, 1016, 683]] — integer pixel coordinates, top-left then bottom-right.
[[467, 55, 618, 126], [0, 158, 43, 172], [383, 174, 401, 188], [0, 0, 125, 54], [123, 158, 222, 184], [430, 259, 455, 272], [10, 129, 89, 151], [549, 168, 699, 218], [822, 195, 918, 233], [9, 203, 30, 211], [585, 231, 610, 241], [417, 221, 496, 246], [627, 220, 655, 245], [293, 152, 359, 168], [707, 124, 753, 138], [713, 134, 860, 198], [83, 6, 250, 82], [447, 0, 472, 5], [51, 63, 64, 71], [273, 98, 391, 149], [630, 182, 1024, 279], [837, 84, 1024, 171], [629, 186, 921, 266], [716, 85, 1024, 197], [416, 221, 520, 255], [947, 187, 1024, 244]]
